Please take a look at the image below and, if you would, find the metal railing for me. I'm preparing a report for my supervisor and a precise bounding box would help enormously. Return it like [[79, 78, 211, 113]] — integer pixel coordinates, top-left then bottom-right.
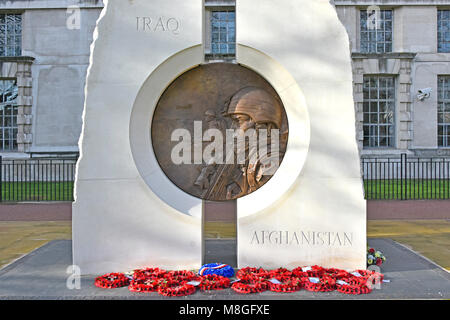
[[0, 156, 77, 202], [1, 154, 449, 202], [362, 154, 450, 200]]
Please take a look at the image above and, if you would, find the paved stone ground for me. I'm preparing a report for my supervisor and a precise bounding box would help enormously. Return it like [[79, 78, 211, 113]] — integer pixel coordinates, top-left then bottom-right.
[[0, 221, 71, 269], [0, 238, 448, 300]]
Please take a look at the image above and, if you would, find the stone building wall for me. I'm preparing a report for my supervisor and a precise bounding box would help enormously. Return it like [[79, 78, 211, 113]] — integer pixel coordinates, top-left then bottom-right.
[[1, 0, 449, 160], [0, 0, 103, 158], [335, 1, 450, 158]]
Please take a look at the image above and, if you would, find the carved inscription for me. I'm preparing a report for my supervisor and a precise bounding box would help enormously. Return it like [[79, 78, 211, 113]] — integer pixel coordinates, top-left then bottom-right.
[[136, 16, 180, 35], [250, 231, 354, 247]]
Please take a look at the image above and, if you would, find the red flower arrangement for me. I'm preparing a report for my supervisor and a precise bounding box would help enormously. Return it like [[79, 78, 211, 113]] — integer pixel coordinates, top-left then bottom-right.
[[128, 278, 161, 293], [158, 282, 196, 297], [94, 272, 130, 289], [199, 274, 231, 291], [231, 278, 268, 294], [267, 277, 303, 293], [301, 275, 336, 292], [94, 265, 385, 296]]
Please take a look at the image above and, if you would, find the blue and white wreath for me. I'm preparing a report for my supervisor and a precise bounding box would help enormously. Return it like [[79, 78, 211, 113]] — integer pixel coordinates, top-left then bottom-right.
[[198, 263, 235, 278]]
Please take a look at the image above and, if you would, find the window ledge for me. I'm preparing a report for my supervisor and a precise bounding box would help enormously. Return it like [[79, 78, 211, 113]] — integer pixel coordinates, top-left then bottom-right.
[[205, 53, 236, 62], [352, 52, 417, 59], [0, 56, 35, 62], [0, 152, 29, 160], [361, 149, 415, 157]]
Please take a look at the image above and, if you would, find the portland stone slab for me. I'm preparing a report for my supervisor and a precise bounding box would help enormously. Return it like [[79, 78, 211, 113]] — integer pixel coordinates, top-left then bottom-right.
[[73, 0, 204, 275], [236, 0, 366, 270], [73, 0, 365, 275]]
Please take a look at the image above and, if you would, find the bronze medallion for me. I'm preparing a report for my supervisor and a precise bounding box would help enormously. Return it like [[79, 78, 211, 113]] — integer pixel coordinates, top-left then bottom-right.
[[151, 63, 289, 201]]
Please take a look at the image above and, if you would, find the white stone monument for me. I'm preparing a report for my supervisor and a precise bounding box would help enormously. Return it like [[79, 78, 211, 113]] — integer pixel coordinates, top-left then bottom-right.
[[73, 0, 366, 275]]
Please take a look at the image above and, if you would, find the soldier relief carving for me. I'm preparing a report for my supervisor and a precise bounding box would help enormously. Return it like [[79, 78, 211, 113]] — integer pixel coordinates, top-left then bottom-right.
[[151, 63, 289, 201]]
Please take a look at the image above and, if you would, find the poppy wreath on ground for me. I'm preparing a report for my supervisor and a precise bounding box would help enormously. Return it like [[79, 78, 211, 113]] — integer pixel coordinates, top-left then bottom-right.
[[292, 265, 325, 278], [133, 267, 166, 280], [268, 268, 293, 279], [323, 268, 352, 280], [95, 266, 384, 296], [353, 269, 374, 277], [199, 274, 231, 291], [157, 281, 196, 297], [291, 267, 308, 278], [330, 270, 381, 295], [341, 270, 384, 288], [236, 267, 270, 282], [302, 276, 336, 292], [231, 278, 268, 294], [304, 265, 326, 277], [164, 270, 200, 282], [336, 281, 372, 295], [128, 278, 161, 293], [198, 263, 235, 278], [267, 276, 303, 293], [130, 275, 158, 285], [130, 267, 168, 292], [341, 276, 366, 286], [95, 272, 130, 289]]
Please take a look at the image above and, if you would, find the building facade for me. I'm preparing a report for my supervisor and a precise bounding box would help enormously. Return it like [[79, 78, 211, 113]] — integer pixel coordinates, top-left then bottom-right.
[[335, 0, 450, 158], [0, 0, 102, 158], [0, 0, 449, 160]]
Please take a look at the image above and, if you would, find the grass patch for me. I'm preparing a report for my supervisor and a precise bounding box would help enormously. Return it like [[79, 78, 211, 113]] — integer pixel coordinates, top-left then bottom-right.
[[1, 179, 449, 202], [0, 181, 74, 202], [364, 179, 450, 200]]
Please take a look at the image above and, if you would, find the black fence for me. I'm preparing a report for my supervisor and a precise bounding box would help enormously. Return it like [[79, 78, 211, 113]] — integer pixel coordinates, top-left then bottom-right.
[[0, 157, 77, 202], [0, 155, 449, 202], [362, 154, 450, 200]]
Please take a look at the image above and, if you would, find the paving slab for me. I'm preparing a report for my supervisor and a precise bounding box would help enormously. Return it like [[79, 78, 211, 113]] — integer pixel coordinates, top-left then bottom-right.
[[0, 238, 448, 300]]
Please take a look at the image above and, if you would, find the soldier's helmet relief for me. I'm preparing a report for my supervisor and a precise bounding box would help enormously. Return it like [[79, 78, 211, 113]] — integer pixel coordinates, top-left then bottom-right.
[[225, 87, 283, 129]]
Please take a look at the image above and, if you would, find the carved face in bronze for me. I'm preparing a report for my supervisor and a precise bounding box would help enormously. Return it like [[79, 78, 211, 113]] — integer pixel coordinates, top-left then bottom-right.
[[151, 63, 289, 201]]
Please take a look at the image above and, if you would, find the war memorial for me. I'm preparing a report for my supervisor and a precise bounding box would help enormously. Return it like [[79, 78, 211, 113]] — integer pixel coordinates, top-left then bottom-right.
[[0, 0, 449, 310]]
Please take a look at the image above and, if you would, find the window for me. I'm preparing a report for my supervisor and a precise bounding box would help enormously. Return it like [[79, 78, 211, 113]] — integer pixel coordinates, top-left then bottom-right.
[[363, 76, 395, 148], [210, 10, 235, 57], [360, 9, 392, 53], [438, 10, 450, 53], [438, 76, 450, 147], [0, 79, 18, 151], [0, 13, 22, 57]]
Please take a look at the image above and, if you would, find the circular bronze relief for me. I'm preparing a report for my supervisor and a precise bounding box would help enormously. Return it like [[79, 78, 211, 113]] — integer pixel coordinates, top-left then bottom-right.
[[151, 63, 289, 201]]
